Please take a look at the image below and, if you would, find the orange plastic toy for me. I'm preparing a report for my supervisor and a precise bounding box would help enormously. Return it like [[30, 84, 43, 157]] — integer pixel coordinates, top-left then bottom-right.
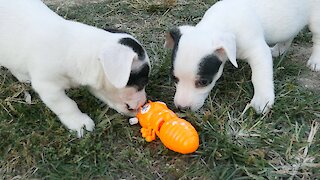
[[130, 101, 199, 154]]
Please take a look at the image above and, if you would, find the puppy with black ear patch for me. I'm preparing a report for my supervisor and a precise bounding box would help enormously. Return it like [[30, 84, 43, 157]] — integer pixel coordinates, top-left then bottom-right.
[[165, 0, 320, 113], [0, 0, 150, 137]]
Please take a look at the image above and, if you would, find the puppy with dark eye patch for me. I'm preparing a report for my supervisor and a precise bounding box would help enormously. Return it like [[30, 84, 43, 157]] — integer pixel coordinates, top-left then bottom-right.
[[165, 25, 230, 111], [0, 0, 151, 137], [165, 0, 320, 113]]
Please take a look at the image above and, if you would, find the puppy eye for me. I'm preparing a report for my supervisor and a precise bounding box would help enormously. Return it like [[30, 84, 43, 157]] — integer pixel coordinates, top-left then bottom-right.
[[195, 78, 211, 87]]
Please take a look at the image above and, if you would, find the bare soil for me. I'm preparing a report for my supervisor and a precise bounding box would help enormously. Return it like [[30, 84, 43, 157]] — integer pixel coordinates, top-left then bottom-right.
[[290, 44, 320, 91]]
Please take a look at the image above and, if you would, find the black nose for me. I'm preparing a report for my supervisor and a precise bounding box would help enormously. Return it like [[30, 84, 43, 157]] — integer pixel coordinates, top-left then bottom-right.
[[126, 104, 134, 111]]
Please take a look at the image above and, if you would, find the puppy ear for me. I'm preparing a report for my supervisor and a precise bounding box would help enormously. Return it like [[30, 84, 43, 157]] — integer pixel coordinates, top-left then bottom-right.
[[213, 33, 238, 68], [99, 45, 137, 88], [164, 28, 181, 49], [164, 25, 194, 49]]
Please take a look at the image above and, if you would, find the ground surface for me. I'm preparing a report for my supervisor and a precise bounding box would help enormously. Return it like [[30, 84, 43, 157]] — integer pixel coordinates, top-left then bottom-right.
[[292, 44, 320, 90], [1, 0, 320, 179]]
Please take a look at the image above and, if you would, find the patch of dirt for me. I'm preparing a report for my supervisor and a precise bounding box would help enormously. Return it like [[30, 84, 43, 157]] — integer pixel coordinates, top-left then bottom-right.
[[290, 43, 320, 91]]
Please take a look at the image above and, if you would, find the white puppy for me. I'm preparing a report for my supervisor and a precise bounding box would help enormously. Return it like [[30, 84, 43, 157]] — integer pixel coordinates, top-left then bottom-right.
[[0, 0, 150, 137], [165, 0, 320, 113]]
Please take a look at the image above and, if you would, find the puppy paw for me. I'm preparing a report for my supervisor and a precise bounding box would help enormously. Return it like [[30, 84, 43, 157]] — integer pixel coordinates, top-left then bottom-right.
[[250, 94, 274, 114], [307, 57, 320, 71], [59, 113, 95, 138]]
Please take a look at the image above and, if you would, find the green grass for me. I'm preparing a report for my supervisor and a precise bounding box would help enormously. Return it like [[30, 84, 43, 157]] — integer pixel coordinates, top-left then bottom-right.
[[1, 0, 320, 179]]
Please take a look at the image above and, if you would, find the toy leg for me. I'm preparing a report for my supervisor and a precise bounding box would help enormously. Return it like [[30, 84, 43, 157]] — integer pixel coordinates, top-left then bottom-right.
[[141, 128, 156, 142]]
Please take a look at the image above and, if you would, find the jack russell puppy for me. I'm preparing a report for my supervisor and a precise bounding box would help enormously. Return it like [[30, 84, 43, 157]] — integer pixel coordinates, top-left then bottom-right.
[[0, 0, 150, 137], [165, 0, 320, 113]]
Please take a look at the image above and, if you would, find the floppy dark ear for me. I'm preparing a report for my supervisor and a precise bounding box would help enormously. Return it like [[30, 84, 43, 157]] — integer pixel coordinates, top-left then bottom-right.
[[164, 25, 195, 49], [164, 28, 181, 49]]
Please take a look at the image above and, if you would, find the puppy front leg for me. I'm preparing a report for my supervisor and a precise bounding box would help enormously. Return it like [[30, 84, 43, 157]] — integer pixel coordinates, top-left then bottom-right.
[[247, 42, 275, 114], [307, 37, 320, 71], [32, 80, 95, 137]]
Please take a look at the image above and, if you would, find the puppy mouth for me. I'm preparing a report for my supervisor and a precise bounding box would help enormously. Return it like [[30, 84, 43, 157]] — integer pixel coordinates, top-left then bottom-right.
[[123, 104, 138, 116], [175, 102, 203, 112], [126, 103, 134, 111], [190, 101, 206, 111], [126, 110, 138, 117]]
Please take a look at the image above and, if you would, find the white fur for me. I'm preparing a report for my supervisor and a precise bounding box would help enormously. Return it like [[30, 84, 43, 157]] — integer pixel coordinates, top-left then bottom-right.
[[167, 0, 320, 113], [0, 0, 149, 137]]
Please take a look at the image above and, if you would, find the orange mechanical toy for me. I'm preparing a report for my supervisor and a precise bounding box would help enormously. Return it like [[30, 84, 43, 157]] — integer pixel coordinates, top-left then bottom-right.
[[129, 101, 199, 154]]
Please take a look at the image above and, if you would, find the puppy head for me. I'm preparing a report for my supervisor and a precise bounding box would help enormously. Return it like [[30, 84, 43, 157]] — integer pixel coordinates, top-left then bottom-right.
[[165, 26, 237, 111], [91, 33, 150, 116]]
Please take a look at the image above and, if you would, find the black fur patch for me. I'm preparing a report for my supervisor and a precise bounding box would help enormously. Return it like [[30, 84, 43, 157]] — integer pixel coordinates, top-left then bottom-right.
[[119, 38, 145, 60], [168, 28, 182, 77], [196, 54, 222, 87], [127, 63, 150, 91], [169, 28, 182, 63]]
